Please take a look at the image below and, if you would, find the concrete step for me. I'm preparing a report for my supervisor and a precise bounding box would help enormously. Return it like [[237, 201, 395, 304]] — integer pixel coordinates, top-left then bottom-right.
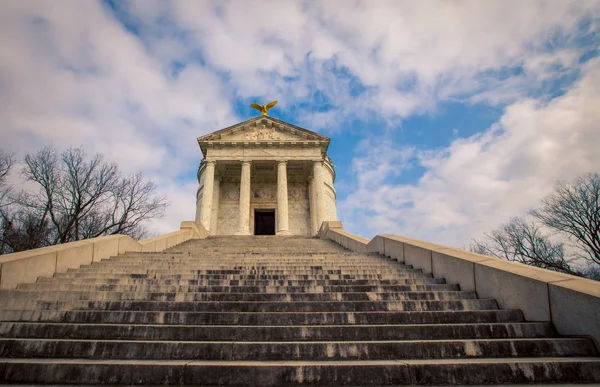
[[38, 277, 440, 286], [66, 268, 421, 275], [94, 254, 397, 259], [64, 265, 423, 275], [1, 337, 595, 361], [17, 283, 454, 293], [0, 309, 526, 325], [171, 250, 352, 254], [3, 357, 600, 385], [70, 266, 410, 273], [101, 254, 388, 260], [51, 272, 424, 280], [0, 322, 557, 341], [14, 282, 461, 293], [0, 290, 478, 303], [122, 248, 354, 254], [2, 299, 499, 313], [3, 235, 598, 385]]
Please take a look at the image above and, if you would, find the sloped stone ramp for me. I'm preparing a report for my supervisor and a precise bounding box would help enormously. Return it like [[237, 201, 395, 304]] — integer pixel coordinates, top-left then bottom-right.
[[0, 236, 599, 385]]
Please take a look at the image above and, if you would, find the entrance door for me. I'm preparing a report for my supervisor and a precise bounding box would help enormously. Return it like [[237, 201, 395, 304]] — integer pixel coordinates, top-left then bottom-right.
[[254, 209, 275, 235]]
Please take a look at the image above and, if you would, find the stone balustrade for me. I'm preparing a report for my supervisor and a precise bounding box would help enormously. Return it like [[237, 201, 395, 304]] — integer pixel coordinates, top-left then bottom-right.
[[0, 221, 208, 290], [318, 220, 600, 350]]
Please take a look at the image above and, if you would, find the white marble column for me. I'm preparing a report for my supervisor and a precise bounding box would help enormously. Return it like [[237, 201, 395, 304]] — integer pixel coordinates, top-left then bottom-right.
[[276, 160, 290, 235], [199, 160, 216, 233], [236, 160, 252, 235], [308, 176, 318, 234], [210, 177, 221, 234], [312, 159, 326, 231]]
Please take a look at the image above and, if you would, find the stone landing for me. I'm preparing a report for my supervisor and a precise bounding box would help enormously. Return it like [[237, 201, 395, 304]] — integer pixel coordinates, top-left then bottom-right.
[[0, 236, 599, 385]]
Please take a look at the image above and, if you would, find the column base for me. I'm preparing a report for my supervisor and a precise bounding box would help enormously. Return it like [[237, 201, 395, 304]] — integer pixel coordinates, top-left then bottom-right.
[[276, 230, 291, 236], [235, 230, 251, 236]]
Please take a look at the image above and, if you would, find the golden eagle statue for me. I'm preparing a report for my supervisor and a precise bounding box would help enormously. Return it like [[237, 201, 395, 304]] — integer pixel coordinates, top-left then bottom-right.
[[250, 100, 278, 116]]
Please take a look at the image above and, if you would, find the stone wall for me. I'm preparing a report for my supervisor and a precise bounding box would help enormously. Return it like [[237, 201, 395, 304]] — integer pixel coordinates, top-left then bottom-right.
[[216, 182, 240, 235], [216, 180, 310, 235], [288, 182, 310, 235]]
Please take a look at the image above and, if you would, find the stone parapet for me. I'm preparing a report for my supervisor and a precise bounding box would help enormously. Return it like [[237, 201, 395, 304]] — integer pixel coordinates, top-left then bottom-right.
[[0, 221, 208, 290], [319, 222, 600, 350]]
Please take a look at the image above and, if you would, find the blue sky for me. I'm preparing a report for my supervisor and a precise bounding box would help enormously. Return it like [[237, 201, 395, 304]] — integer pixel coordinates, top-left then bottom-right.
[[1, 0, 599, 246]]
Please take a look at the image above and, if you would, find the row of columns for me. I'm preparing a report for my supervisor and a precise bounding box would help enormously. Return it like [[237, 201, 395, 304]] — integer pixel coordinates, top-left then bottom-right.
[[200, 159, 326, 235]]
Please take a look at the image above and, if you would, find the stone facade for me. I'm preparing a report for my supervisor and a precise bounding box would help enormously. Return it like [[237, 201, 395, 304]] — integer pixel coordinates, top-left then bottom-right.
[[195, 116, 337, 235]]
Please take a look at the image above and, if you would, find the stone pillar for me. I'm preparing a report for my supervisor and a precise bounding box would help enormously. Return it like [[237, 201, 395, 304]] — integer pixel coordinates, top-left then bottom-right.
[[276, 160, 290, 235], [199, 160, 216, 233], [236, 160, 252, 235], [312, 159, 326, 231], [308, 176, 318, 235], [210, 177, 221, 234]]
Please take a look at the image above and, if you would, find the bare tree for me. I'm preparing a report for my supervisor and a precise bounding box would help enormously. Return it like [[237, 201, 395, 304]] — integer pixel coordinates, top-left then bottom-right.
[[1, 146, 168, 254], [469, 217, 579, 276], [531, 173, 600, 267], [0, 150, 15, 254], [0, 150, 14, 205]]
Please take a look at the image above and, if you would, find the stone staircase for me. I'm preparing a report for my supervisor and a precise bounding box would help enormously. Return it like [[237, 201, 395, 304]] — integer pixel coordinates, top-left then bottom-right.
[[0, 236, 599, 385]]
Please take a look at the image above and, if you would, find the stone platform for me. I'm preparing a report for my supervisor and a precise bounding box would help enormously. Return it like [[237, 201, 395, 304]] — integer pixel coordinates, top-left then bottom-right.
[[0, 236, 599, 385]]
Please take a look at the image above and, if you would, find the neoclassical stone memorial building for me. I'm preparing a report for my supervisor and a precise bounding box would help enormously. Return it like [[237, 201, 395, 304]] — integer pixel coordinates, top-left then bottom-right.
[[195, 115, 337, 235]]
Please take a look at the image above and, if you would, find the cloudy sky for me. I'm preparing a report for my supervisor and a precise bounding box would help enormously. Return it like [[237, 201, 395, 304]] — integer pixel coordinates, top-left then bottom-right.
[[1, 0, 599, 246]]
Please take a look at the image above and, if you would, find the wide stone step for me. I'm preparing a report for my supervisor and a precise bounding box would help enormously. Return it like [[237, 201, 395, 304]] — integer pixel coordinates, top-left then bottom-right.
[[105, 255, 372, 261], [64, 265, 423, 275], [6, 299, 498, 313], [51, 272, 423, 280], [38, 277, 438, 286], [172, 245, 346, 249], [68, 268, 418, 276], [16, 283, 459, 293], [129, 250, 351, 255], [0, 290, 477, 303], [38, 277, 442, 285], [0, 322, 557, 341], [72, 265, 407, 273], [0, 337, 594, 360], [3, 235, 598, 386], [0, 309, 525, 325], [126, 247, 350, 252], [101, 254, 387, 261], [3, 357, 600, 385], [97, 254, 396, 260]]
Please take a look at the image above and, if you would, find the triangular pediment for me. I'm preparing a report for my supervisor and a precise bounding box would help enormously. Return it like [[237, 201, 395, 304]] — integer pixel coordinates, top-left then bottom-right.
[[197, 116, 329, 144]]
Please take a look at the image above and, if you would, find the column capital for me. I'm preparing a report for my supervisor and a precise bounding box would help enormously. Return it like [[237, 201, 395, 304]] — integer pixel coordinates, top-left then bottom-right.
[[240, 159, 252, 166], [204, 159, 217, 166], [276, 159, 288, 165]]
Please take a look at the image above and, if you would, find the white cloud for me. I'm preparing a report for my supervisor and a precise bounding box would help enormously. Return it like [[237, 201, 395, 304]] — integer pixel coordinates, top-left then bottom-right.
[[152, 0, 600, 126], [341, 58, 600, 246], [0, 0, 237, 232], [0, 0, 598, 238]]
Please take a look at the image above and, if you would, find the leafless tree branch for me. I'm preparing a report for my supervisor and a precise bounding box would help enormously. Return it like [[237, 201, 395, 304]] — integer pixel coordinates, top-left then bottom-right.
[[469, 217, 579, 276], [1, 146, 168, 254], [531, 173, 600, 266]]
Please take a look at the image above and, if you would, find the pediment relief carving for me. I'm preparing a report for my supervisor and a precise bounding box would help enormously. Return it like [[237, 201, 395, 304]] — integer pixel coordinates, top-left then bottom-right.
[[221, 125, 299, 142], [197, 116, 330, 156], [199, 117, 327, 143]]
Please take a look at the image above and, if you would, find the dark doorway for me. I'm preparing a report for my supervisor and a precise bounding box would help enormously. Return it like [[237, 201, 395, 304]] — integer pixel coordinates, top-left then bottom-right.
[[254, 209, 275, 235]]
